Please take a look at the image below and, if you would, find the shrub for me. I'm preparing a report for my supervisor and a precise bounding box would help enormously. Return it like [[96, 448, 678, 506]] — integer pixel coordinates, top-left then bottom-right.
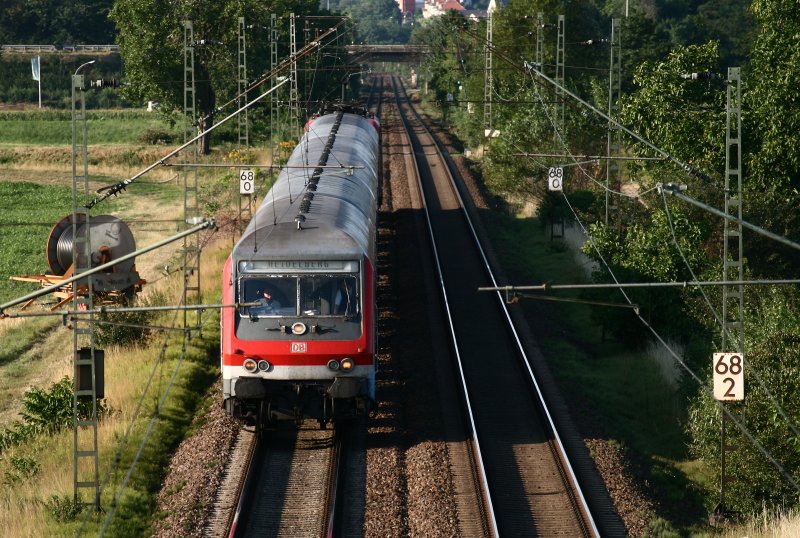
[[94, 308, 153, 347], [137, 128, 176, 145], [20, 377, 111, 436], [47, 495, 82, 523]]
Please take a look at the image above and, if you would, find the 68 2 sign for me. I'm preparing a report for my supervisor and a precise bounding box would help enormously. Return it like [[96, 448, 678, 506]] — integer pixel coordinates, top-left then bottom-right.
[[713, 352, 745, 401]]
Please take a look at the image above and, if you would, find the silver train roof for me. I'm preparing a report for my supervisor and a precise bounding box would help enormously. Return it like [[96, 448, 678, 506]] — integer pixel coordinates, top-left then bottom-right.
[[233, 112, 379, 264]]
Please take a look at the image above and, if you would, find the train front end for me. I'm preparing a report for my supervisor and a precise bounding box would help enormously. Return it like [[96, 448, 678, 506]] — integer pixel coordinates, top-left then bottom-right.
[[222, 251, 375, 425]]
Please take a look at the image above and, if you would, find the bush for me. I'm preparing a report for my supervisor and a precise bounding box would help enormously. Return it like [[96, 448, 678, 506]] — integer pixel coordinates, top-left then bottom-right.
[[47, 495, 82, 523], [4, 455, 41, 485], [94, 307, 154, 347], [137, 128, 176, 145], [20, 377, 111, 436]]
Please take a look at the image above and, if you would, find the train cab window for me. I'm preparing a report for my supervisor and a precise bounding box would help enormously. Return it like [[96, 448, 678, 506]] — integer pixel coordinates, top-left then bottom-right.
[[241, 277, 297, 317], [300, 275, 358, 317]]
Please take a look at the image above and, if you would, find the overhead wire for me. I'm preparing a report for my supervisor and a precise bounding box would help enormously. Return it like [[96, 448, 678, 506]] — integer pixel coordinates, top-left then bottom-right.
[[489, 23, 800, 491], [660, 192, 800, 440]]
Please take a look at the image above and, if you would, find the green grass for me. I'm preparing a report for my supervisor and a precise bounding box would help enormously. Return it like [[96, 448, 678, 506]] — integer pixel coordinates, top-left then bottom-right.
[[0, 109, 181, 145]]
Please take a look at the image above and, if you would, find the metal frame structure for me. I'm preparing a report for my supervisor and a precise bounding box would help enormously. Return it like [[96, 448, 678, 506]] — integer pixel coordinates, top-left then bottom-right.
[[605, 18, 621, 226], [183, 21, 201, 331], [535, 12, 544, 72], [238, 17, 249, 148], [270, 13, 280, 165], [554, 15, 565, 147], [237, 17, 252, 237], [483, 5, 493, 137], [718, 66, 744, 516], [289, 13, 300, 139], [71, 72, 101, 510]]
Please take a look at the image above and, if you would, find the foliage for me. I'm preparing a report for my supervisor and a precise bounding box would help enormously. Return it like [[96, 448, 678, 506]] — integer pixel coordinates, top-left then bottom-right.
[[110, 0, 333, 152], [0, 377, 111, 456], [330, 0, 410, 44], [4, 455, 41, 485], [94, 308, 153, 348], [21, 376, 111, 435], [46, 494, 82, 523], [687, 287, 800, 513], [580, 204, 712, 346], [0, 0, 116, 45], [742, 0, 800, 275], [0, 55, 126, 109]]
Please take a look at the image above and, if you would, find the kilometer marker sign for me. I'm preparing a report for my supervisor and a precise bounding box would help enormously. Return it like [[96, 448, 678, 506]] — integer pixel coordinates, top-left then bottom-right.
[[713, 352, 744, 401]]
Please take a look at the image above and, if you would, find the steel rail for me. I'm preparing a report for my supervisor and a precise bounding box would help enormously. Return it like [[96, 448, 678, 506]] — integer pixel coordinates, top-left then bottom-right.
[[390, 76, 499, 538], [397, 77, 600, 537], [227, 434, 260, 538], [324, 428, 346, 538]]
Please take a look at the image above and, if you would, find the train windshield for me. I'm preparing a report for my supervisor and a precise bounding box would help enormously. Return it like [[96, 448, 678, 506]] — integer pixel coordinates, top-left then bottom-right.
[[240, 277, 298, 317], [300, 275, 359, 317], [239, 275, 358, 318]]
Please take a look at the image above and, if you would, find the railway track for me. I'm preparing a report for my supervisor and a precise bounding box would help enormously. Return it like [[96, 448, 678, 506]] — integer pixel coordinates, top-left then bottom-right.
[[219, 421, 361, 538], [388, 74, 615, 536], [203, 74, 622, 537]]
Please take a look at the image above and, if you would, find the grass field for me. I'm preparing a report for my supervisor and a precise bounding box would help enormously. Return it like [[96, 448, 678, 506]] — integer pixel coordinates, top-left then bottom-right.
[[0, 105, 249, 535], [0, 109, 182, 145]]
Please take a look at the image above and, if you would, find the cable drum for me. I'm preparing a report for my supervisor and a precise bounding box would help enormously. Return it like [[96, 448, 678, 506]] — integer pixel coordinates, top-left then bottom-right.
[[46, 214, 137, 276]]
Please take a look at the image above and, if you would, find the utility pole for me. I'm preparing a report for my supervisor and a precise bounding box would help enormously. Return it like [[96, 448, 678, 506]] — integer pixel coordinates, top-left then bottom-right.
[[183, 21, 201, 332], [554, 15, 565, 147], [237, 17, 251, 238], [237, 17, 249, 149], [71, 68, 101, 512], [606, 18, 621, 226], [716, 66, 744, 521], [270, 14, 280, 166], [483, 1, 494, 137], [289, 13, 300, 139], [535, 12, 544, 72]]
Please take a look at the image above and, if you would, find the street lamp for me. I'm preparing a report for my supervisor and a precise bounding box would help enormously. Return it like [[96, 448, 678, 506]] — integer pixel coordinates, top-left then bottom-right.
[[74, 59, 96, 76]]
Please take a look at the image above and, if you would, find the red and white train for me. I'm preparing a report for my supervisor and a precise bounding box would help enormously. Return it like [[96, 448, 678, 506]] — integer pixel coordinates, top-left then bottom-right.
[[221, 106, 380, 427]]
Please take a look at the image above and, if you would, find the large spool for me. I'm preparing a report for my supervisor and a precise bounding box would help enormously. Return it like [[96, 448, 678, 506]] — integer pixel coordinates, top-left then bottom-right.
[[46, 214, 137, 276]]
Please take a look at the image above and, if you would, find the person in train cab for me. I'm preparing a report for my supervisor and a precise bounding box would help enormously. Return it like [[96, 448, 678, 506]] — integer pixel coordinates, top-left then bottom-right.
[[333, 279, 355, 315], [254, 288, 281, 315]]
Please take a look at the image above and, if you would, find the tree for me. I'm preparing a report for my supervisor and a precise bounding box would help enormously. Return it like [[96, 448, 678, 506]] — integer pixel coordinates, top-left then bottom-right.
[[334, 0, 410, 44], [111, 0, 323, 153], [0, 0, 116, 45], [744, 0, 800, 275], [687, 287, 800, 513]]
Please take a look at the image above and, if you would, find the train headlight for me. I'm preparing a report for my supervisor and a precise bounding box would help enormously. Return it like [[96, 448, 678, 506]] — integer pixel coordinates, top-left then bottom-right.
[[340, 357, 355, 371], [291, 322, 307, 335], [243, 358, 258, 372], [327, 359, 340, 371], [257, 360, 271, 372]]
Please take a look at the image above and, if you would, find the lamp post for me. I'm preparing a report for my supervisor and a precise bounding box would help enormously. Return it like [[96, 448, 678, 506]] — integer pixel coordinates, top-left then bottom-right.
[[74, 59, 96, 76]]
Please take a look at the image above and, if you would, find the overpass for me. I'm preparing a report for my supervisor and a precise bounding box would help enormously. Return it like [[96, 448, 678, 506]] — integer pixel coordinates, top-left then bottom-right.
[[344, 44, 430, 63]]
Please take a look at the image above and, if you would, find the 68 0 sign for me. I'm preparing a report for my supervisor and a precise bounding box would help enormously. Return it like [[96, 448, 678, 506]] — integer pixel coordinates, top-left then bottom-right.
[[239, 169, 255, 195], [548, 166, 563, 191]]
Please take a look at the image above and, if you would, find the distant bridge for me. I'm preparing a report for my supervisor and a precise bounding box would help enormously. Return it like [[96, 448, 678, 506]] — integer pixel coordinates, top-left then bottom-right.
[[345, 44, 430, 63], [1, 44, 119, 54]]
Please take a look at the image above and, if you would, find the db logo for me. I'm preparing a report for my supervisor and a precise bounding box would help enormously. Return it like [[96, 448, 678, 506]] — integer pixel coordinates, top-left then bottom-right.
[[291, 342, 307, 353]]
